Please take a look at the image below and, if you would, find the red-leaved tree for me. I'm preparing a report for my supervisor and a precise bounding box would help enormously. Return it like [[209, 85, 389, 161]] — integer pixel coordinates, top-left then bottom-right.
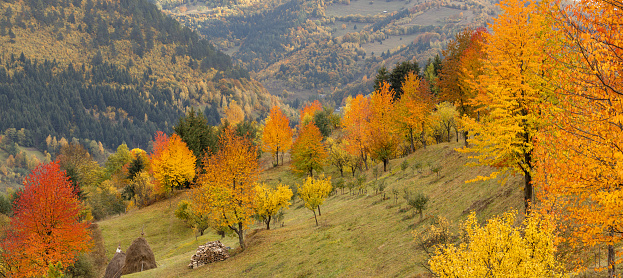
[[1, 162, 91, 277]]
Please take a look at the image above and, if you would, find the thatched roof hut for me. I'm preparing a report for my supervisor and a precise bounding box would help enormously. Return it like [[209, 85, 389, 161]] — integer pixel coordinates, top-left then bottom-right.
[[103, 251, 126, 278], [121, 237, 157, 275]]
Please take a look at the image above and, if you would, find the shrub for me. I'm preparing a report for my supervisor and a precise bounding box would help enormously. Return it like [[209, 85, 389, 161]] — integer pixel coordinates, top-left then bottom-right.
[[401, 160, 409, 171], [404, 189, 429, 219]]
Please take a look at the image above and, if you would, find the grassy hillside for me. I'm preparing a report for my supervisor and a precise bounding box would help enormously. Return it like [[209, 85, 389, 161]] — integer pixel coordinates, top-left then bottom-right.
[[98, 141, 523, 277]]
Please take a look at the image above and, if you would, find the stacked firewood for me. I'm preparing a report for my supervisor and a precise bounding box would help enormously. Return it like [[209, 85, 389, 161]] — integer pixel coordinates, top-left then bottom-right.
[[187, 241, 230, 269]]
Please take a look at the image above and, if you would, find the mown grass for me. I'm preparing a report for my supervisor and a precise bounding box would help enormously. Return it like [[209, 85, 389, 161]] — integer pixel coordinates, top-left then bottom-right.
[[99, 141, 524, 277]]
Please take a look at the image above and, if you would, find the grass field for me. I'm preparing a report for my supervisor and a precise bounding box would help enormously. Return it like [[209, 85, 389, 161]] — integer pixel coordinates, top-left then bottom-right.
[[98, 141, 525, 277]]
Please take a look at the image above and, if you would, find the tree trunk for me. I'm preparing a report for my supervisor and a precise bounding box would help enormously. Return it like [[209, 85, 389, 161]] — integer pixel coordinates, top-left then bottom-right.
[[420, 130, 427, 149], [275, 147, 279, 167], [266, 216, 271, 230], [455, 128, 459, 142], [339, 168, 343, 177], [446, 125, 451, 142], [463, 131, 469, 147], [313, 209, 318, 226], [317, 205, 321, 216], [383, 159, 388, 172], [230, 222, 245, 250], [524, 170, 532, 214], [363, 153, 369, 170], [609, 230, 616, 278], [409, 128, 415, 153]]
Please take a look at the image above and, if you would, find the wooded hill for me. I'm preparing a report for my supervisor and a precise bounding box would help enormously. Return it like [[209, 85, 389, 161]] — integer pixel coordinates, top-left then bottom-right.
[[0, 0, 286, 151], [152, 0, 498, 105]]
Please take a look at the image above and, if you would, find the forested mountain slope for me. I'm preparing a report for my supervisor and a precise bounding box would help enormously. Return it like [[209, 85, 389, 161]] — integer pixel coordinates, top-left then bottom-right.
[[0, 0, 283, 151], [151, 0, 498, 105]]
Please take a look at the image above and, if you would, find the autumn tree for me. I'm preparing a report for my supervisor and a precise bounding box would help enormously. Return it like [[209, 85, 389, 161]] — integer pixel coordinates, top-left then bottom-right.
[[222, 100, 245, 126], [104, 143, 133, 185], [367, 83, 401, 172], [397, 73, 435, 152], [150, 132, 196, 196], [191, 128, 259, 249], [459, 0, 550, 213], [438, 27, 488, 145], [1, 162, 91, 277], [326, 137, 349, 177], [299, 100, 323, 124], [430, 102, 459, 143], [254, 183, 293, 230], [262, 106, 293, 166], [342, 94, 371, 170], [428, 211, 563, 277], [533, 0, 623, 275], [291, 123, 327, 177], [297, 175, 332, 226], [56, 142, 103, 200]]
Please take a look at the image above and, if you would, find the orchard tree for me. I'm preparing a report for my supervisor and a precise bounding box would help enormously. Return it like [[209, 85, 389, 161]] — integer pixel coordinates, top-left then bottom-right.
[[397, 73, 435, 152], [150, 132, 197, 196], [459, 0, 550, 213], [254, 183, 293, 230], [298, 175, 332, 226], [342, 94, 371, 170], [291, 123, 327, 177], [368, 83, 401, 172], [192, 128, 259, 249], [262, 106, 293, 166], [1, 162, 91, 277]]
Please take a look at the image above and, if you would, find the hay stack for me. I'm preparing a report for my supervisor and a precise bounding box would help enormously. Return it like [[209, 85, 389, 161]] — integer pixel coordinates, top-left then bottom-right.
[[121, 237, 157, 275], [103, 252, 125, 278]]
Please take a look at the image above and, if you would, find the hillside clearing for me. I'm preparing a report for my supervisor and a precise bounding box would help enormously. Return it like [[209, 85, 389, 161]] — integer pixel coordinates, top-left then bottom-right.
[[98, 141, 523, 277]]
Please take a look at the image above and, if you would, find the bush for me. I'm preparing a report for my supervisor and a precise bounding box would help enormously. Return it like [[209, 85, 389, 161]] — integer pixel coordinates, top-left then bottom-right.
[[401, 160, 409, 171], [404, 189, 429, 219]]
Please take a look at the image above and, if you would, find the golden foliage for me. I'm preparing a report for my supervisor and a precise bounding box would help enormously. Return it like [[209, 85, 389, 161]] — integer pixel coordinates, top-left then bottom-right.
[[429, 211, 563, 278], [291, 123, 327, 177], [254, 183, 293, 230], [191, 128, 259, 248], [297, 175, 332, 226], [150, 132, 196, 195]]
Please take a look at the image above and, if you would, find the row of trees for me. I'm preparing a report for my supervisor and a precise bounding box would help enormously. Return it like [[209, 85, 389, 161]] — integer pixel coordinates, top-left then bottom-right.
[[419, 0, 623, 276]]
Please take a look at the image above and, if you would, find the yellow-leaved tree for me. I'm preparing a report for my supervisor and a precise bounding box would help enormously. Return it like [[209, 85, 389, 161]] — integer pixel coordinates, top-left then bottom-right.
[[291, 122, 327, 177], [297, 175, 332, 226], [192, 128, 258, 249], [342, 94, 371, 170], [254, 183, 293, 230], [428, 210, 563, 278], [459, 0, 550, 212], [150, 131, 196, 197], [262, 106, 293, 167]]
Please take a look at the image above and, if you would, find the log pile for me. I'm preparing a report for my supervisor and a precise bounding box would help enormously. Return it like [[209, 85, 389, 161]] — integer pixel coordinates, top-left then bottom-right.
[[187, 241, 230, 269]]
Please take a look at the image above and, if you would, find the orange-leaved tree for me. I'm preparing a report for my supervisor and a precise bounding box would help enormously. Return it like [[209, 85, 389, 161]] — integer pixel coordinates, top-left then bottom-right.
[[342, 94, 371, 170], [368, 82, 401, 172], [291, 122, 327, 177], [1, 162, 91, 277], [438, 27, 488, 145], [397, 73, 435, 152], [458, 0, 550, 213], [262, 106, 293, 166], [534, 0, 623, 275], [299, 99, 323, 124], [150, 131, 196, 196], [191, 128, 259, 249]]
